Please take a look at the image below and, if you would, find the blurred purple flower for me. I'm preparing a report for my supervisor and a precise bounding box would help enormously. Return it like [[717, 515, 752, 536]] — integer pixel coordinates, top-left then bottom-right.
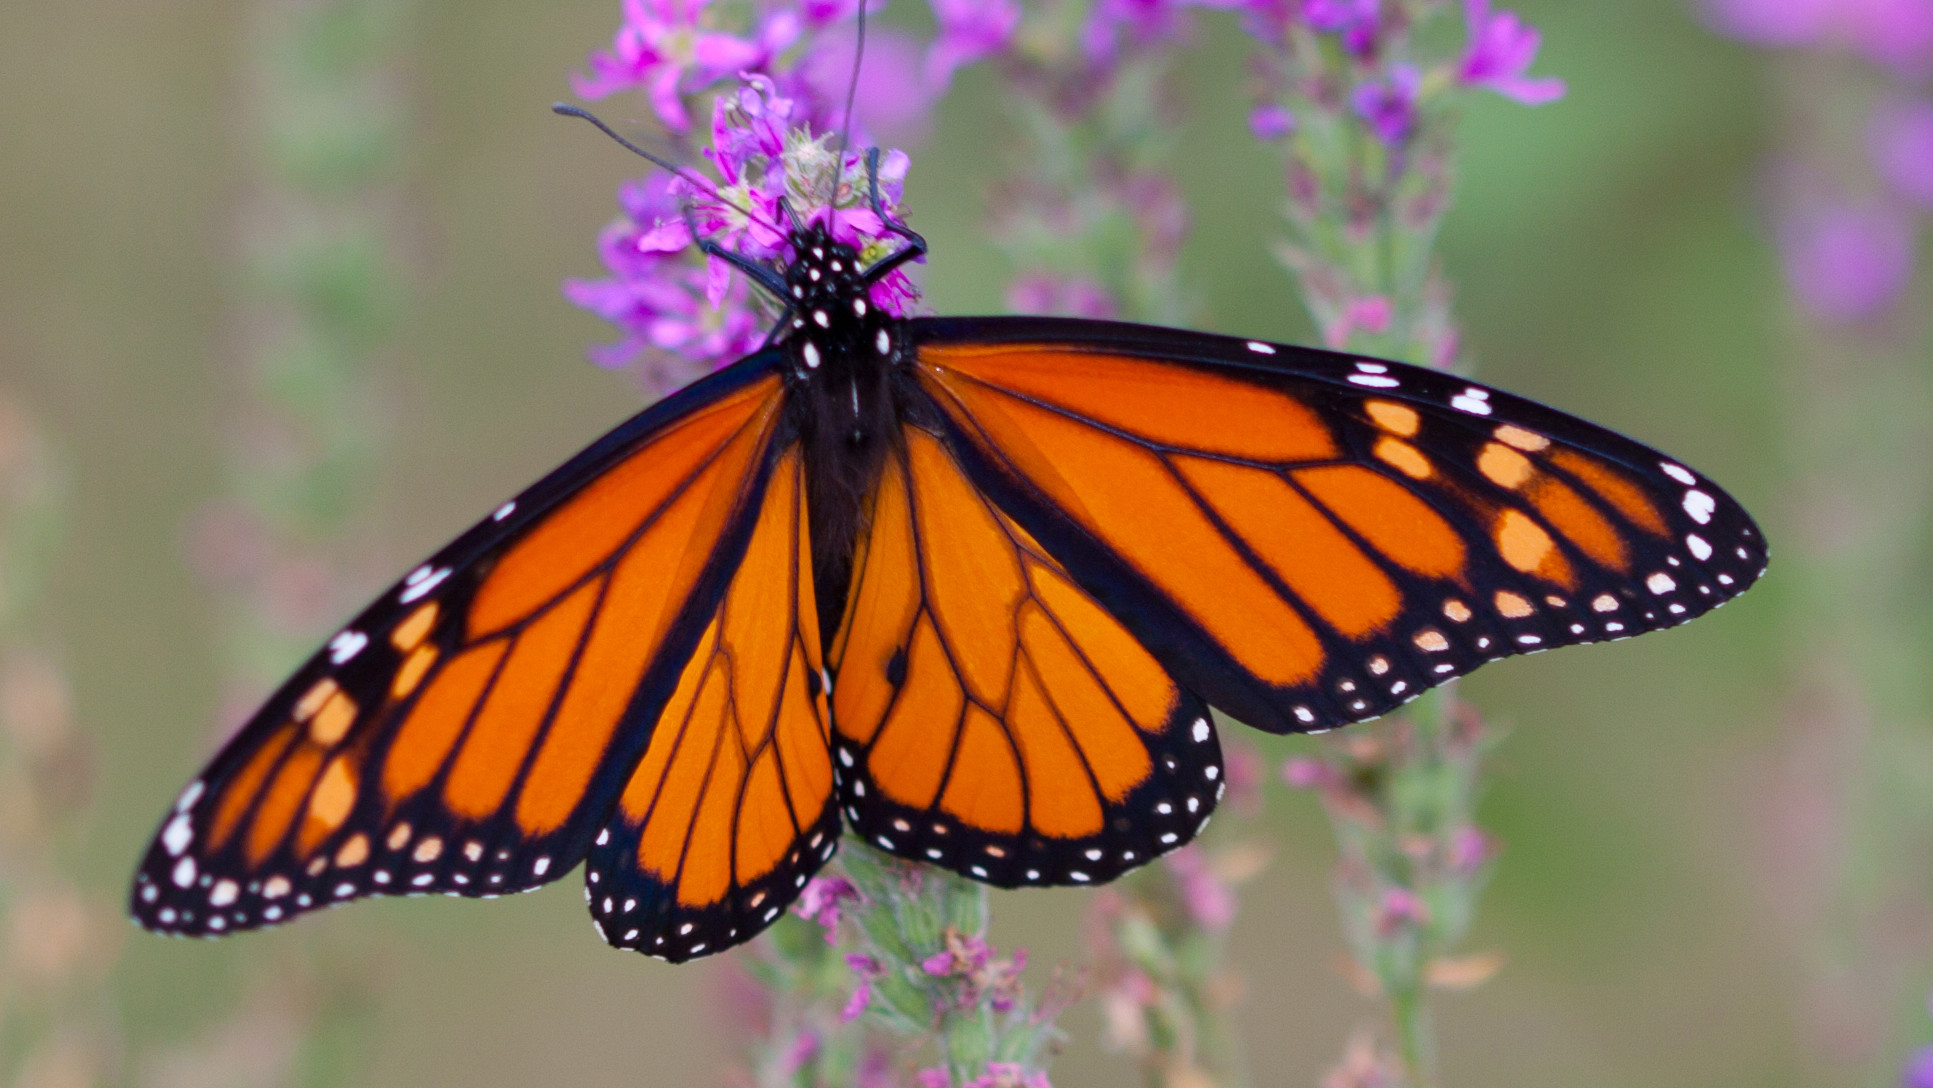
[[964, 1063, 1053, 1088], [914, 1069, 953, 1088], [1448, 826, 1490, 875], [926, 0, 1022, 92], [1904, 1046, 1933, 1088], [1303, 0, 1383, 56], [1375, 887, 1430, 935], [1458, 0, 1566, 105], [571, 0, 785, 131], [921, 931, 992, 977], [843, 952, 883, 1022], [1705, 0, 1933, 72], [1250, 102, 1298, 139], [1351, 64, 1419, 144], [791, 875, 860, 941], [1164, 845, 1237, 930], [1082, 0, 1248, 67], [1007, 273, 1119, 318], [782, 1029, 823, 1076], [1778, 198, 1917, 322], [1324, 294, 1393, 347], [1872, 98, 1933, 205], [792, 26, 938, 142], [1283, 755, 1334, 789]]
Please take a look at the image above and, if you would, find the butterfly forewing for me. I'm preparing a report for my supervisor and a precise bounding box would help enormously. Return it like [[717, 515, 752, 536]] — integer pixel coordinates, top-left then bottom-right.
[[584, 445, 840, 962], [131, 360, 791, 937], [827, 426, 1223, 889], [911, 316, 1767, 735]]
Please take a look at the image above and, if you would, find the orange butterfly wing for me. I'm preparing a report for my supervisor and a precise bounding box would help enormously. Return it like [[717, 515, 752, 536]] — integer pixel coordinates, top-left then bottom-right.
[[909, 317, 1767, 734], [827, 426, 1222, 887], [583, 444, 838, 961], [131, 364, 791, 937]]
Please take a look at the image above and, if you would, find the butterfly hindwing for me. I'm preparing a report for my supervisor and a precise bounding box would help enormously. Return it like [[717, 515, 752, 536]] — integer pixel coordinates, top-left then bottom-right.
[[911, 316, 1767, 735], [828, 425, 1222, 889], [131, 359, 791, 937], [583, 444, 840, 962]]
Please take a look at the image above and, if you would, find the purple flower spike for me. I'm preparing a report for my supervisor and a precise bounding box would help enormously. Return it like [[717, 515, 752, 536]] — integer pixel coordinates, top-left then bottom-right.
[[791, 875, 861, 941], [1459, 0, 1566, 105], [1351, 64, 1420, 144], [1250, 102, 1298, 139], [1873, 98, 1933, 206], [1903, 1046, 1933, 1088], [1778, 198, 1917, 323], [926, 0, 1021, 92], [571, 0, 777, 132]]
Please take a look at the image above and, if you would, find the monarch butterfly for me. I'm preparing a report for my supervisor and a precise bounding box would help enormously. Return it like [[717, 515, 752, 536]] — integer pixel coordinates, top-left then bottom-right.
[[131, 124, 1764, 964]]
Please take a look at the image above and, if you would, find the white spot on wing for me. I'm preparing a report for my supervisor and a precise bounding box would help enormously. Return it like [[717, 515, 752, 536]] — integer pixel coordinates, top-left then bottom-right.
[[163, 814, 193, 856], [1661, 462, 1697, 485], [493, 501, 516, 521], [1451, 388, 1492, 415], [175, 781, 204, 813], [1191, 718, 1210, 743], [1349, 374, 1401, 388], [1647, 572, 1677, 595], [172, 857, 197, 888], [1683, 490, 1716, 524], [327, 630, 368, 664], [400, 567, 449, 604], [1687, 534, 1712, 560], [1246, 341, 1276, 354]]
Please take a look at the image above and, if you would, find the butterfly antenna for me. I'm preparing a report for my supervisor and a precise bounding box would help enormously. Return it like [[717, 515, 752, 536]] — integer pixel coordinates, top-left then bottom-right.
[[829, 0, 868, 215], [552, 103, 763, 227]]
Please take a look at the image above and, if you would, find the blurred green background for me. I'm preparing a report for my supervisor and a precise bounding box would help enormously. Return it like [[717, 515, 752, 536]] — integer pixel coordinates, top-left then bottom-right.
[[0, 0, 1867, 1084]]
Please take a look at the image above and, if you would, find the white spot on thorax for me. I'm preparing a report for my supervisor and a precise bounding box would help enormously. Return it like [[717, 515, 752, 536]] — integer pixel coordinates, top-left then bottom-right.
[[803, 342, 822, 369], [876, 329, 890, 354], [853, 298, 867, 316], [813, 309, 830, 328]]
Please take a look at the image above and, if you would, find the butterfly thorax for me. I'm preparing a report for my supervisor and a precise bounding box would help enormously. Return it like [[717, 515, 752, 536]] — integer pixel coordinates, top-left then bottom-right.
[[774, 225, 908, 631]]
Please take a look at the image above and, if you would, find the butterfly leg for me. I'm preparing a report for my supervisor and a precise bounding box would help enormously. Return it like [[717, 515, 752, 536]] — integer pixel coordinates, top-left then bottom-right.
[[860, 146, 926, 285]]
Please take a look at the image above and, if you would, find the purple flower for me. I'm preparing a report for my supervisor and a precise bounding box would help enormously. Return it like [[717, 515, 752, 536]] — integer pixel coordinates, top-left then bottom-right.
[[1164, 845, 1237, 930], [1458, 0, 1566, 105], [1282, 755, 1334, 789], [1375, 887, 1430, 935], [1873, 98, 1933, 206], [964, 1063, 1052, 1088], [1249, 102, 1298, 140], [914, 1069, 953, 1088], [1777, 198, 1917, 323], [921, 930, 992, 976], [571, 0, 782, 132], [1705, 0, 1933, 72], [1323, 294, 1393, 347], [791, 26, 938, 143], [1448, 826, 1491, 874], [926, 0, 1021, 92], [842, 953, 882, 1022], [1351, 64, 1419, 144], [1302, 0, 1383, 56], [1006, 274, 1119, 318], [791, 875, 860, 941], [1904, 1046, 1933, 1088]]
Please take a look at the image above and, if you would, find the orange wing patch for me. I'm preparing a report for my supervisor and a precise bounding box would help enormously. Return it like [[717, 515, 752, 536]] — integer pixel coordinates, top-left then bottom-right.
[[915, 335, 1764, 734], [830, 427, 1224, 888], [582, 446, 839, 963], [131, 372, 787, 939]]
